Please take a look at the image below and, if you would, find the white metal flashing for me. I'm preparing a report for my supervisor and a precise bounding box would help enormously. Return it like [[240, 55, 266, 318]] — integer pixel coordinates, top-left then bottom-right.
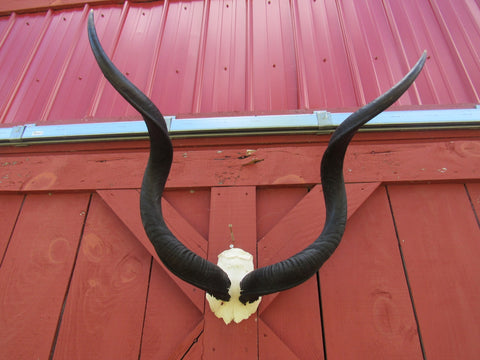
[[1, 108, 479, 145]]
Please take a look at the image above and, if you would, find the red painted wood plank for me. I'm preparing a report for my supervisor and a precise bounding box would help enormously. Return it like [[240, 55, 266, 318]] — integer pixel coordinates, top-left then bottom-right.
[[140, 261, 203, 360], [0, 193, 90, 360], [0, 128, 477, 156], [320, 187, 423, 358], [203, 187, 258, 359], [0, 194, 23, 260], [181, 332, 204, 360], [52, 194, 150, 360], [170, 321, 203, 360], [466, 183, 480, 221], [256, 186, 309, 239], [0, 140, 478, 191], [97, 189, 206, 311], [258, 183, 379, 310], [258, 319, 300, 360], [257, 183, 378, 358], [207, 186, 258, 264], [98, 189, 208, 258], [260, 279, 324, 359], [388, 184, 480, 359], [163, 188, 211, 240]]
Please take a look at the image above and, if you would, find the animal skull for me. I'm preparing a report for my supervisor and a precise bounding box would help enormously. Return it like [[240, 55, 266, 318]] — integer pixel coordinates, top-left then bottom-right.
[[206, 248, 261, 324]]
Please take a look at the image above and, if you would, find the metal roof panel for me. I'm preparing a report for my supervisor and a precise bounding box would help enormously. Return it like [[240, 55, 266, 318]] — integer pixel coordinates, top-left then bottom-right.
[[0, 0, 479, 125]]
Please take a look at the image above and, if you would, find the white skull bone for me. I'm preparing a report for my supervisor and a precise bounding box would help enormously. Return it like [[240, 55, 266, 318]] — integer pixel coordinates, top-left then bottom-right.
[[206, 248, 261, 324]]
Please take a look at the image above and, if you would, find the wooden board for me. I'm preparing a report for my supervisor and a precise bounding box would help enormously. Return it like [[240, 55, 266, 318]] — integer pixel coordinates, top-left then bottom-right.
[[52, 194, 151, 360], [1, 132, 479, 358], [257, 183, 379, 358], [256, 186, 324, 359], [0, 193, 90, 359], [203, 186, 258, 359], [257, 183, 379, 309], [258, 318, 300, 360], [163, 188, 212, 240], [259, 278, 324, 359], [0, 140, 479, 191], [0, 129, 477, 156], [256, 186, 309, 239], [97, 189, 207, 358], [320, 186, 423, 358], [0, 194, 23, 260], [466, 183, 480, 223], [388, 184, 480, 359], [97, 189, 206, 311], [140, 262, 204, 359]]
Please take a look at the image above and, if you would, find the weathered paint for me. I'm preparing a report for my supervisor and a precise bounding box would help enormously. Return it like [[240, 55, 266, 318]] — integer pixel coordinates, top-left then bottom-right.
[[0, 131, 479, 358], [0, 136, 478, 191], [388, 184, 480, 360]]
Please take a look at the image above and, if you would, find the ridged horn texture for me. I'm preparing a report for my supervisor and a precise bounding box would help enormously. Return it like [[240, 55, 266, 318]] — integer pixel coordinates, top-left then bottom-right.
[[88, 9, 426, 305], [238, 51, 426, 304], [87, 10, 231, 301]]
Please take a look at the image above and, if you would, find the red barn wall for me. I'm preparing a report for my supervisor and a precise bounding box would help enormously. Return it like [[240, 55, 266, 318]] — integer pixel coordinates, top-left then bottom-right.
[[0, 1, 480, 359]]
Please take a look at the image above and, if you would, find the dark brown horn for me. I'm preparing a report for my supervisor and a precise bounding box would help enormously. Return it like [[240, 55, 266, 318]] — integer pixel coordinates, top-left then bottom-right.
[[88, 8, 426, 307], [87, 10, 231, 301], [238, 52, 427, 304]]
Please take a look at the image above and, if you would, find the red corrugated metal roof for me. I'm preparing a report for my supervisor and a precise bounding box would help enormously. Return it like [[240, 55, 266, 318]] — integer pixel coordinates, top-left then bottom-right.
[[0, 0, 479, 125]]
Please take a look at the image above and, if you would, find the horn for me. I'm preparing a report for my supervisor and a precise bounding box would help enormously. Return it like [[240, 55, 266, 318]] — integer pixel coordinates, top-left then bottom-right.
[[88, 8, 426, 319], [238, 51, 427, 304], [87, 10, 231, 301]]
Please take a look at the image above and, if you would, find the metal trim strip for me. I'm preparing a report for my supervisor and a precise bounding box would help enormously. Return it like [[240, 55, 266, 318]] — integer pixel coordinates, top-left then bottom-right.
[[1, 109, 479, 145]]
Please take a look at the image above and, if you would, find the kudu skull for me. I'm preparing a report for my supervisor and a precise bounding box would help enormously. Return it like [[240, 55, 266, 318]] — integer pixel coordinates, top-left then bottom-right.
[[88, 10, 426, 324]]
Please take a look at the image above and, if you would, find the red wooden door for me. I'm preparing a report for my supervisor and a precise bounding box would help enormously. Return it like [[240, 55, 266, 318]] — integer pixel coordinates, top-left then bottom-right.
[[1, 135, 479, 359]]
